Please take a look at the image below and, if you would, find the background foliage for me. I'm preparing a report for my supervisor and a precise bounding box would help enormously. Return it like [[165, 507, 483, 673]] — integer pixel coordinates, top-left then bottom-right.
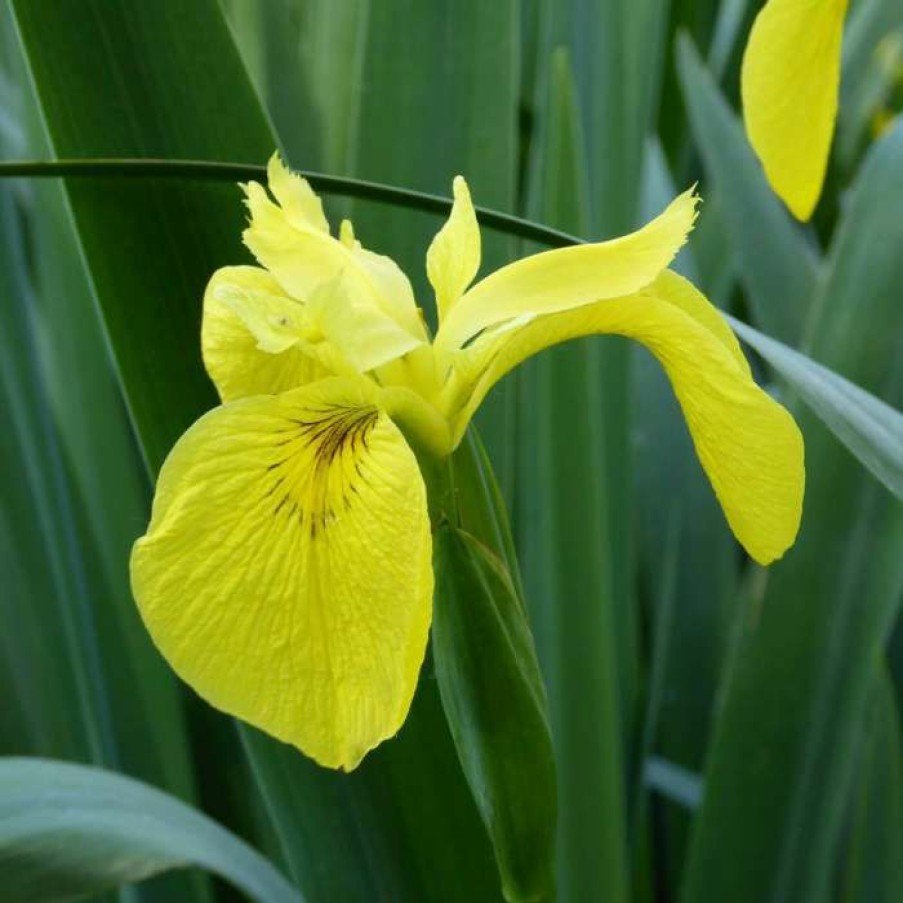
[[1, 1, 902, 902]]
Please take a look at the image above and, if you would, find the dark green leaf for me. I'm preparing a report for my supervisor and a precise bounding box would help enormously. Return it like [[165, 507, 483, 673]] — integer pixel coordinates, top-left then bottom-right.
[[432, 527, 556, 903], [451, 431, 525, 603], [10, 0, 274, 467], [634, 127, 739, 894], [837, 666, 903, 903], [518, 45, 631, 903]]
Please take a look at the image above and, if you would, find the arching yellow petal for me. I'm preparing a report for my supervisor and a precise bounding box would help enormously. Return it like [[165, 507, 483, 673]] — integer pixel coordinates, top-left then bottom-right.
[[242, 158, 426, 347], [202, 266, 335, 402], [447, 269, 748, 415], [446, 271, 803, 564], [741, 0, 849, 221], [434, 188, 699, 351], [650, 269, 750, 375], [130, 379, 433, 770], [427, 176, 481, 321]]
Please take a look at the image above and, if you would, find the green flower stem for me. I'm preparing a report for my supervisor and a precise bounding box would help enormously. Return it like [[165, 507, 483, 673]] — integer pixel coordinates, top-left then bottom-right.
[[0, 158, 583, 249], [419, 452, 458, 530]]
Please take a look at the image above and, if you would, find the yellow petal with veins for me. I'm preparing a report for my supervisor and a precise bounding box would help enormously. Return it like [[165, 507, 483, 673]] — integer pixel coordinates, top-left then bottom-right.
[[741, 0, 849, 221], [427, 176, 481, 321], [202, 266, 335, 402], [447, 270, 803, 565], [434, 188, 699, 351], [130, 378, 433, 770]]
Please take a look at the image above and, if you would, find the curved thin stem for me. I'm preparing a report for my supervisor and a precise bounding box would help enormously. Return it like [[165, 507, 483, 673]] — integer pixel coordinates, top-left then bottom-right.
[[0, 157, 584, 249]]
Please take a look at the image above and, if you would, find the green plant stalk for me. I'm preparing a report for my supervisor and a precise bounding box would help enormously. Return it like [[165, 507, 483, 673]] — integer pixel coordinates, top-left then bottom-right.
[[0, 158, 581, 249]]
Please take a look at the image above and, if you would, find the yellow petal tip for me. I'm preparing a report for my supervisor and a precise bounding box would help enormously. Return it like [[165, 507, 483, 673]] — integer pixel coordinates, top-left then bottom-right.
[[740, 0, 848, 221]]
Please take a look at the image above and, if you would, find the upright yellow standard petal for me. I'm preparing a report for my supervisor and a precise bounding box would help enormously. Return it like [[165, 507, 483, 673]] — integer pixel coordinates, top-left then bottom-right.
[[130, 379, 433, 770], [446, 271, 804, 564], [202, 266, 336, 402], [427, 176, 481, 321], [242, 157, 427, 356], [434, 188, 699, 351], [741, 0, 849, 220]]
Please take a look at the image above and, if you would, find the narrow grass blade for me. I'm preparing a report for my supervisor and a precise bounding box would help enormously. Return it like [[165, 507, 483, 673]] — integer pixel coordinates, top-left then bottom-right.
[[838, 22, 903, 170]]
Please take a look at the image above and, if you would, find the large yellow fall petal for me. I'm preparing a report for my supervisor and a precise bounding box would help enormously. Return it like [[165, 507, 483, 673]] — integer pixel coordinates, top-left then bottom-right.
[[434, 188, 699, 351], [427, 176, 481, 321], [741, 0, 849, 221], [202, 266, 337, 402], [130, 378, 433, 770], [447, 271, 803, 564]]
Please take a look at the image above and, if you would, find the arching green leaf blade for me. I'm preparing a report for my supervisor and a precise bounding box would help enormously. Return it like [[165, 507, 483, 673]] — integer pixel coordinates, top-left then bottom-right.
[[730, 316, 903, 500], [0, 757, 302, 903]]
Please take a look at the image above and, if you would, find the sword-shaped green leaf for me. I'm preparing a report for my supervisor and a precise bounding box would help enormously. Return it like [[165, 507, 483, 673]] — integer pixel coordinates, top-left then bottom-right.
[[680, 118, 903, 903], [433, 526, 556, 903]]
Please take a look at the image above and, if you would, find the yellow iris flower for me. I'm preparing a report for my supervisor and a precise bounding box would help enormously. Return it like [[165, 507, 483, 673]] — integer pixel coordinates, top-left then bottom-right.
[[130, 154, 804, 770], [741, 0, 850, 220]]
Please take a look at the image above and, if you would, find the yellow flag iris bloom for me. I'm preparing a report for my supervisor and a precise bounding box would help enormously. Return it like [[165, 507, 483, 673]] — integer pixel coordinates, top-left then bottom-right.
[[741, 0, 849, 220], [131, 155, 804, 770]]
